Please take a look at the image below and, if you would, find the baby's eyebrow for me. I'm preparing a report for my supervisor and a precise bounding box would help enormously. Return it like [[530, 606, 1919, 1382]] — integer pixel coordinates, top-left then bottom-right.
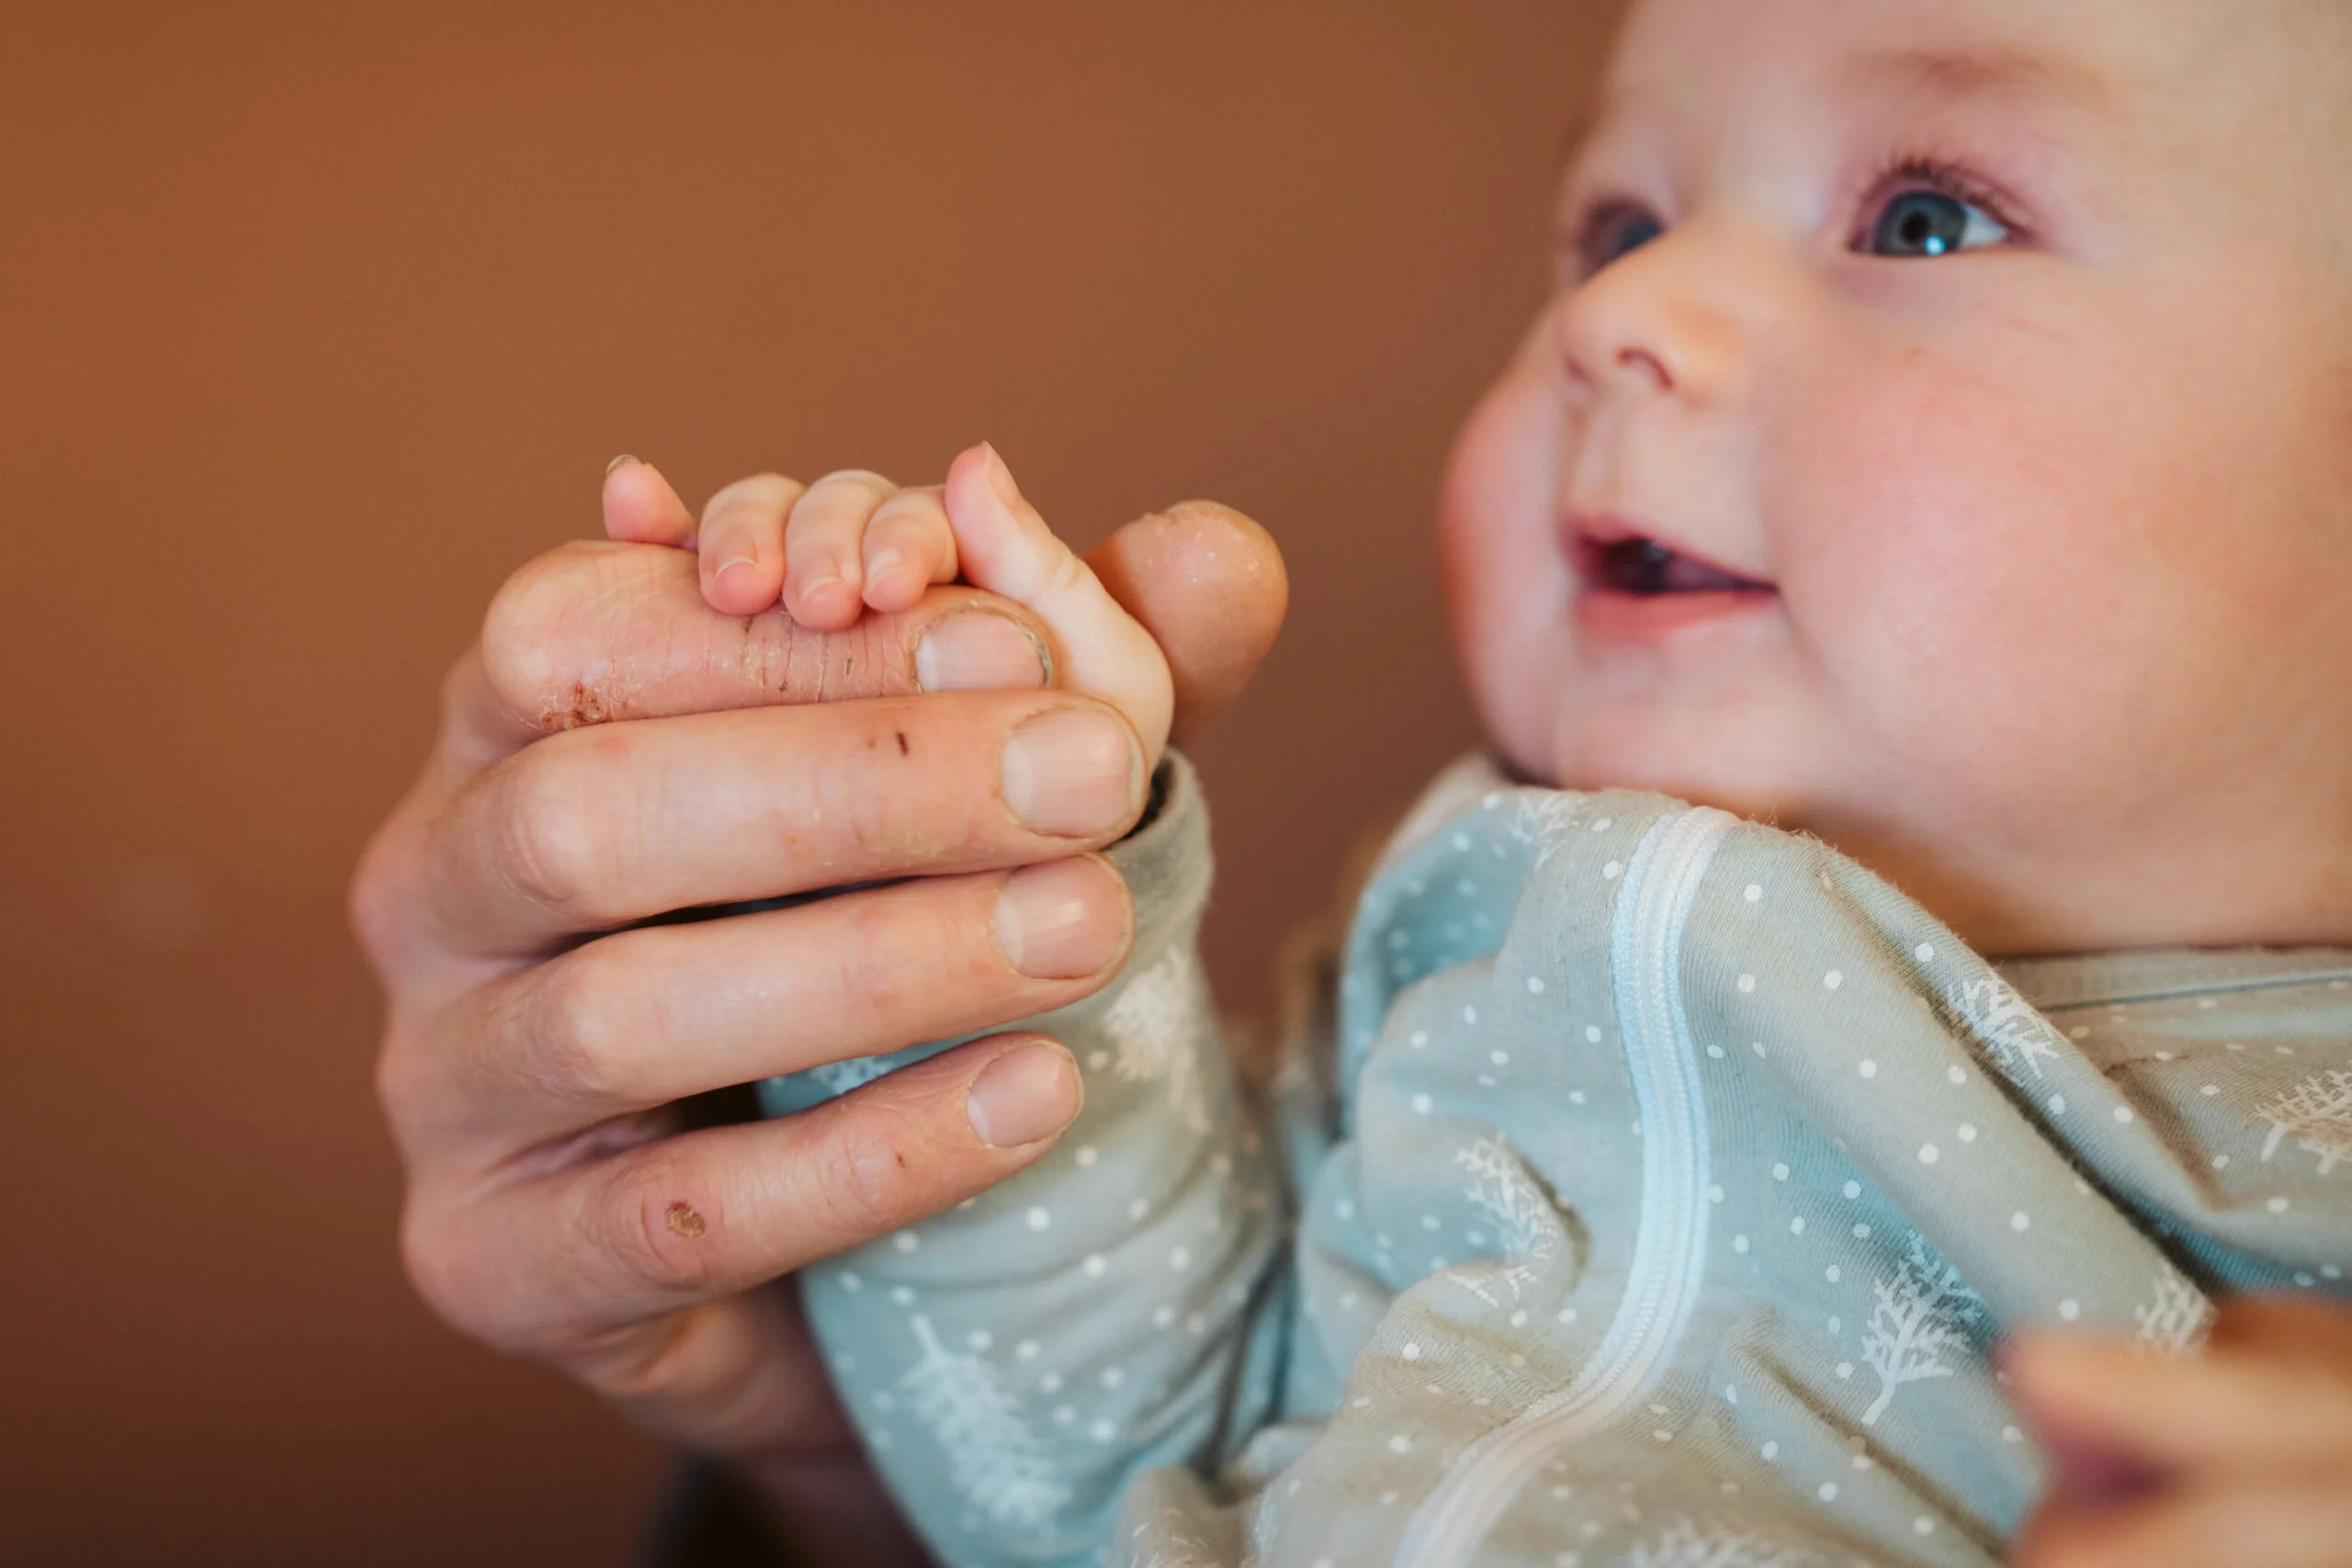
[[1550, 97, 1604, 187], [1844, 43, 2113, 112]]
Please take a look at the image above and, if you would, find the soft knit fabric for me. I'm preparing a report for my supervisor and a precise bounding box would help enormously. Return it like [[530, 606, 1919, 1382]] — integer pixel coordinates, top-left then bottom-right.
[[764, 755, 2352, 1568]]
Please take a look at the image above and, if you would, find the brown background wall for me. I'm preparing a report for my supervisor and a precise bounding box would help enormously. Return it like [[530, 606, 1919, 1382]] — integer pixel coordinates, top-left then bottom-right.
[[0, 5, 1616, 1562]]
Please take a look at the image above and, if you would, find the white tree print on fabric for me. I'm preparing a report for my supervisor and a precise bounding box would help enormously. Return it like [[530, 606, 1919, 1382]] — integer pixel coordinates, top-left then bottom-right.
[[1103, 943, 1213, 1134], [1450, 1135, 1568, 1307], [2132, 1264, 2212, 1356], [1245, 1483, 1282, 1564], [2256, 1069, 2352, 1175], [1506, 793, 1591, 870], [1628, 1517, 1816, 1568], [1938, 974, 2064, 1086], [1860, 1233, 1984, 1426], [803, 1053, 898, 1099], [898, 1314, 1069, 1531]]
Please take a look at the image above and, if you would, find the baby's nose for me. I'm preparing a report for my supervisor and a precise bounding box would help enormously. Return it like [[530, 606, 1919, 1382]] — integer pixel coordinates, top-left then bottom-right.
[[1610, 344, 1676, 393], [1555, 226, 1748, 411]]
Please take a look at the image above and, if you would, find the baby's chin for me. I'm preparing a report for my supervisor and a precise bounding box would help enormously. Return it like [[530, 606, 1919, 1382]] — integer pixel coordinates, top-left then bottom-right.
[[1524, 690, 1840, 829]]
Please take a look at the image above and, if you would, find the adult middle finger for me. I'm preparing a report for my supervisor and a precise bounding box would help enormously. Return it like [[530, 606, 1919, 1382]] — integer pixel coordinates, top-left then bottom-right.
[[405, 855, 1133, 1155], [417, 691, 1146, 956]]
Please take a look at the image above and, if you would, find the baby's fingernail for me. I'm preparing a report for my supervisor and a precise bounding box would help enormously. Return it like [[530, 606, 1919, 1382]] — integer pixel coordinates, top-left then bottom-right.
[[994, 857, 1127, 978], [1001, 708, 1142, 838], [966, 1040, 1080, 1148], [795, 569, 862, 620], [606, 453, 639, 475], [980, 442, 1023, 509], [713, 555, 760, 594], [867, 546, 906, 589], [915, 612, 1049, 692]]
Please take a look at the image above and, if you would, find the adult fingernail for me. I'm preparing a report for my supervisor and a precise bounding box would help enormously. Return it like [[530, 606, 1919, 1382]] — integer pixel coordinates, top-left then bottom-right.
[[606, 453, 639, 475], [994, 857, 1127, 979], [915, 611, 1049, 692], [1001, 708, 1142, 837], [966, 1040, 1080, 1147], [981, 442, 1023, 508]]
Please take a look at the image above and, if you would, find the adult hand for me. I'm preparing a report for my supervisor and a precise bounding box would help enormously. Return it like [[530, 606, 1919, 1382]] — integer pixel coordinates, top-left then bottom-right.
[[2007, 1293, 2352, 1568], [352, 468, 1283, 1562], [601, 453, 1284, 748]]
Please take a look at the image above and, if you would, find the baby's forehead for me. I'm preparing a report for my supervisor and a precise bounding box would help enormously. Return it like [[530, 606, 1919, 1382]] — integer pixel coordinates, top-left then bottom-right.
[[1600, 0, 2335, 127], [1589, 0, 2352, 241]]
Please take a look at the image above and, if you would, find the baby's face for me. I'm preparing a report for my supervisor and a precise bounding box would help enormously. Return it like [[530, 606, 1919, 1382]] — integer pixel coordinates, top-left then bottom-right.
[[1443, 0, 2352, 952]]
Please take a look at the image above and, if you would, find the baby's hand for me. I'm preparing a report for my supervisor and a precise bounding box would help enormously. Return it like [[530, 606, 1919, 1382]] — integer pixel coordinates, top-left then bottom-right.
[[2007, 1294, 2352, 1568], [605, 446, 1175, 771]]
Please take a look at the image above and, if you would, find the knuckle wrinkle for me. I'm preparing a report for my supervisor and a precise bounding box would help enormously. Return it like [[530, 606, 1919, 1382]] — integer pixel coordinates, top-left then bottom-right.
[[492, 752, 596, 919], [808, 1101, 933, 1243], [522, 953, 624, 1103]]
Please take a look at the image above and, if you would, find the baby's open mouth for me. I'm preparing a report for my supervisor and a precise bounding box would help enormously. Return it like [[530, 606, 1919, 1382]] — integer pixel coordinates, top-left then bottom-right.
[[1566, 518, 1777, 641], [1590, 537, 1769, 595], [1577, 533, 1774, 597]]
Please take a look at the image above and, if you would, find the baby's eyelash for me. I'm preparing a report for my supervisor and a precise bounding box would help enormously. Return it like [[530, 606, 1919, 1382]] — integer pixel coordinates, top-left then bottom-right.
[[1560, 195, 1661, 279], [1555, 153, 2031, 278], [1853, 152, 2032, 247]]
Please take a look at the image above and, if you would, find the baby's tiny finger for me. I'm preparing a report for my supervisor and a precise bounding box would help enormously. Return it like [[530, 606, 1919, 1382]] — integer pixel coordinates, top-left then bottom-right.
[[862, 487, 958, 614], [603, 457, 699, 547], [699, 473, 803, 615], [785, 469, 895, 631], [944, 442, 1173, 764]]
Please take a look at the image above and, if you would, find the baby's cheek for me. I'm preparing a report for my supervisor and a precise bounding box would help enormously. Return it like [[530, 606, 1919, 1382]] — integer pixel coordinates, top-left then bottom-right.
[[1440, 366, 1575, 769], [1770, 348, 2164, 802]]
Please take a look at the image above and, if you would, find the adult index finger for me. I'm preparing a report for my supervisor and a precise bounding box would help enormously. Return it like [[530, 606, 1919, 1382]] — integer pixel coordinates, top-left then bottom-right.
[[479, 540, 1055, 734], [399, 857, 1133, 1158], [416, 691, 1147, 955]]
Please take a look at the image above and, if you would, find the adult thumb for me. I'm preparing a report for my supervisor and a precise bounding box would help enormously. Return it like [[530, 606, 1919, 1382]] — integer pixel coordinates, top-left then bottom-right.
[[1085, 502, 1287, 745]]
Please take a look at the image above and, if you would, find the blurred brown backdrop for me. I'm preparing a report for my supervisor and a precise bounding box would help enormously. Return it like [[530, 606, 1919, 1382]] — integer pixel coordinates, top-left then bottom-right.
[[0, 4, 1616, 1562]]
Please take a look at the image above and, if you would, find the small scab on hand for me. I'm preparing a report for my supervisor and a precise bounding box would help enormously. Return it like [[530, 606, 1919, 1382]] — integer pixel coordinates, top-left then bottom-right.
[[542, 679, 614, 730], [664, 1201, 707, 1240]]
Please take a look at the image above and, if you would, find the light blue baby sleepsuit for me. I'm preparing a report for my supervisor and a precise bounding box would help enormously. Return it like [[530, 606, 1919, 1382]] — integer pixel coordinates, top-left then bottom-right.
[[762, 756, 2352, 1568]]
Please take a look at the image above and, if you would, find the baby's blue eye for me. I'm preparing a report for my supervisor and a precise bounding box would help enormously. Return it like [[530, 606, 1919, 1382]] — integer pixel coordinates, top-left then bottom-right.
[[1585, 207, 1665, 273], [1865, 189, 2008, 258]]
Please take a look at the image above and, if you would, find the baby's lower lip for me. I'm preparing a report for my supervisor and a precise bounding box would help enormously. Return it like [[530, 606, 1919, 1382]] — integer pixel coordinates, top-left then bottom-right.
[[1576, 583, 1779, 642]]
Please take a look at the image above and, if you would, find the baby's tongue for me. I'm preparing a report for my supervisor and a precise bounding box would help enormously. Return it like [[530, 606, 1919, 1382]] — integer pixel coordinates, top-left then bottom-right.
[[1659, 550, 1758, 592]]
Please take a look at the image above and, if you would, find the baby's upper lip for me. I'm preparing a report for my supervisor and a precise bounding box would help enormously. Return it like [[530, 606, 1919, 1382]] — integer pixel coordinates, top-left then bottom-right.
[[1564, 511, 1774, 592]]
